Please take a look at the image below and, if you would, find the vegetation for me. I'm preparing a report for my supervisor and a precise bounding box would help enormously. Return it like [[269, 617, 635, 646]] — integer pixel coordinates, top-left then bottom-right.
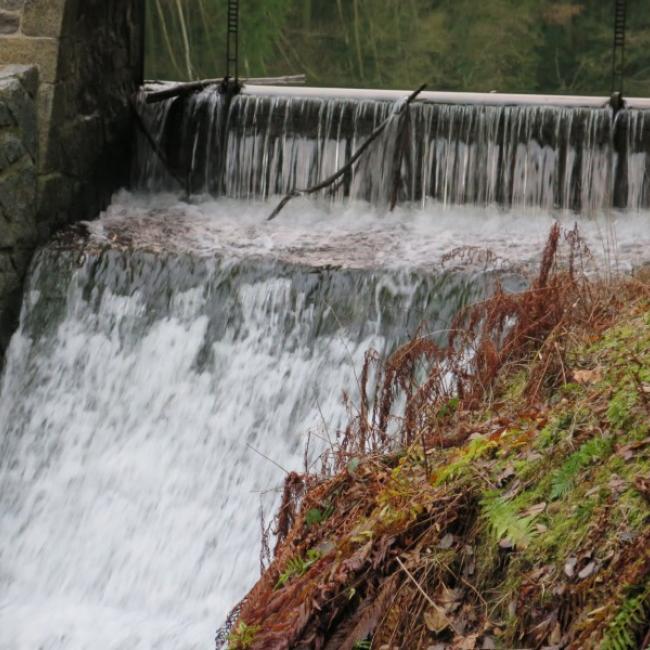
[[146, 0, 650, 96], [220, 227, 650, 649]]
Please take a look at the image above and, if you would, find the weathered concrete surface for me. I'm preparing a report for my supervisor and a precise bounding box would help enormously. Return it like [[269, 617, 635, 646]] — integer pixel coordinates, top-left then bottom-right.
[[0, 0, 144, 363], [0, 65, 37, 354]]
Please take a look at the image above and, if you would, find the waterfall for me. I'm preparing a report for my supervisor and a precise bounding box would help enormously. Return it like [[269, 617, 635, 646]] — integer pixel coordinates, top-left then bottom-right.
[[134, 89, 650, 211], [2, 85, 650, 649], [0, 212, 512, 648]]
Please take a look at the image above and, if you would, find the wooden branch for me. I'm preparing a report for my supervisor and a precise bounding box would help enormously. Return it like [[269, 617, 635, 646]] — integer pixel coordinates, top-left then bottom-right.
[[145, 75, 307, 104], [267, 84, 427, 221]]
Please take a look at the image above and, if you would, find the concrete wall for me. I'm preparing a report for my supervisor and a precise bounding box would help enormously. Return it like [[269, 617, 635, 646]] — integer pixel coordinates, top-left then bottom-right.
[[0, 0, 144, 361]]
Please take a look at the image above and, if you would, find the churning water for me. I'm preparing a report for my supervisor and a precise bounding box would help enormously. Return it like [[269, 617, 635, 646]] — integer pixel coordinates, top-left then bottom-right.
[[1, 87, 650, 650]]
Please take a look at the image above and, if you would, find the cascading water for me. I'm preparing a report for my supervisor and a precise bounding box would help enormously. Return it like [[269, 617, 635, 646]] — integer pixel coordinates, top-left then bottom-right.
[[134, 88, 650, 211], [2, 86, 650, 650]]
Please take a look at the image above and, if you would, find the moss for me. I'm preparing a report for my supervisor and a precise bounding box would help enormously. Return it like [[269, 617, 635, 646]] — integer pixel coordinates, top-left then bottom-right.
[[433, 435, 498, 485], [608, 389, 639, 430]]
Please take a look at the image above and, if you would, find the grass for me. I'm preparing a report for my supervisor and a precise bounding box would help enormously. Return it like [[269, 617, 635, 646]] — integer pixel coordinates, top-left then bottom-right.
[[221, 228, 650, 649]]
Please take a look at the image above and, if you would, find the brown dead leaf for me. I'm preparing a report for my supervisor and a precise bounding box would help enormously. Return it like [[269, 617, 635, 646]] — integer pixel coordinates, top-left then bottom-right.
[[371, 535, 395, 569], [616, 438, 650, 461], [457, 633, 479, 649], [424, 607, 452, 634], [573, 368, 602, 385], [553, 583, 567, 596], [634, 476, 650, 501], [502, 480, 522, 500], [463, 556, 476, 577], [608, 475, 627, 495], [480, 635, 496, 650], [564, 557, 577, 578], [438, 584, 463, 607], [341, 541, 372, 573], [578, 561, 597, 580], [549, 622, 562, 645], [521, 502, 547, 518], [438, 533, 455, 549]]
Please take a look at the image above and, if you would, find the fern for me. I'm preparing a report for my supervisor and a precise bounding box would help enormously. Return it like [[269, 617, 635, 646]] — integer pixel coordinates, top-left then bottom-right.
[[481, 493, 537, 548], [228, 622, 261, 650], [436, 436, 498, 484], [305, 502, 335, 527], [352, 641, 372, 650], [275, 549, 322, 589], [600, 587, 649, 650], [549, 436, 613, 500]]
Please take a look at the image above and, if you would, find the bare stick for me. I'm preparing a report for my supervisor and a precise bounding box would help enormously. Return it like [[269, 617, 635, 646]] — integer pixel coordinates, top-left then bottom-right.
[[245, 442, 290, 475], [267, 84, 427, 221], [145, 75, 307, 104], [395, 556, 446, 614]]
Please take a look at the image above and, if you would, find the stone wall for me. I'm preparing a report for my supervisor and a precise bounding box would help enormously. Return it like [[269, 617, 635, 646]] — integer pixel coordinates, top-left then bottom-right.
[[0, 0, 144, 362], [0, 64, 37, 354]]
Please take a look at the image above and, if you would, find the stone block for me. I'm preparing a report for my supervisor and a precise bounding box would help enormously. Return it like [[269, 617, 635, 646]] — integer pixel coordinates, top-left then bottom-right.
[[0, 9, 19, 34], [22, 0, 66, 38], [0, 1, 25, 11], [0, 64, 38, 97], [0, 73, 37, 159], [0, 131, 25, 171], [9, 245, 33, 276], [0, 36, 59, 83], [0, 99, 12, 126], [36, 82, 55, 170], [0, 157, 37, 242], [0, 254, 20, 294]]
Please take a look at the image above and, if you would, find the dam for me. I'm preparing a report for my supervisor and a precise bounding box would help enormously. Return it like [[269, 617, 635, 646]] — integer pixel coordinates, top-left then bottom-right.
[[0, 3, 649, 645]]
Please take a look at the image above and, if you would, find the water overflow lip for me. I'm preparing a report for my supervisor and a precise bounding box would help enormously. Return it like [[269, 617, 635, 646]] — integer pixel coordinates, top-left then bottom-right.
[[134, 89, 650, 212]]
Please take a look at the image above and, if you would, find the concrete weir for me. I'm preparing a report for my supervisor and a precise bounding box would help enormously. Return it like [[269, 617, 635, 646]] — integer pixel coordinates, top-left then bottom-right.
[[242, 84, 650, 110], [136, 82, 650, 213]]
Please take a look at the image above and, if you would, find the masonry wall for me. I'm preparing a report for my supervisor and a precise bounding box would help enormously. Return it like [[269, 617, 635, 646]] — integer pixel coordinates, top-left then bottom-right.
[[0, 65, 37, 353], [0, 0, 144, 361]]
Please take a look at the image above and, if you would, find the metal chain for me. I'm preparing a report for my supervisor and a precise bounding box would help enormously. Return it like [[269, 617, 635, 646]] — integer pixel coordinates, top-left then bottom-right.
[[225, 0, 240, 83], [611, 0, 626, 96]]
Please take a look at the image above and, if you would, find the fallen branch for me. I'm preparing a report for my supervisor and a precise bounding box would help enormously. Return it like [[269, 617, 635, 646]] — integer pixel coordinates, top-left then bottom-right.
[[145, 75, 307, 104], [267, 84, 427, 221]]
